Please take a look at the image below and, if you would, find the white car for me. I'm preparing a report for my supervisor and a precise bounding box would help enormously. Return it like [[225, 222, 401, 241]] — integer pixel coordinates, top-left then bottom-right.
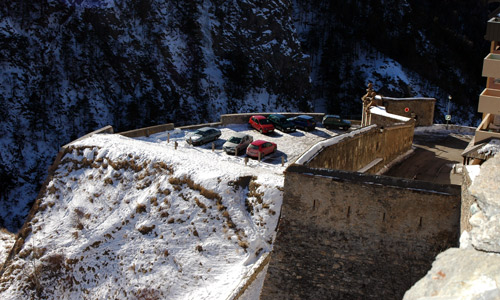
[[223, 133, 253, 154]]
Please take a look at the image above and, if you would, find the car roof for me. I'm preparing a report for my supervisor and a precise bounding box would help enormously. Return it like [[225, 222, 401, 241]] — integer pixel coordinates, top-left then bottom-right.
[[325, 114, 340, 118], [270, 114, 286, 118], [197, 127, 217, 132], [252, 115, 267, 119], [298, 115, 314, 119], [251, 140, 268, 146], [230, 132, 248, 138]]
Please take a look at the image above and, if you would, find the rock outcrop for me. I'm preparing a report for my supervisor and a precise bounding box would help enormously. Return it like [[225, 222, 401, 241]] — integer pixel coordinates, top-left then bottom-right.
[[404, 154, 500, 299]]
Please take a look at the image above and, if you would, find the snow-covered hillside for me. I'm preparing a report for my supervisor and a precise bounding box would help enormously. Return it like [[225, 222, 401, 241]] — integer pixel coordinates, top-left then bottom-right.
[[0, 131, 285, 299], [0, 0, 310, 231], [0, 123, 343, 298]]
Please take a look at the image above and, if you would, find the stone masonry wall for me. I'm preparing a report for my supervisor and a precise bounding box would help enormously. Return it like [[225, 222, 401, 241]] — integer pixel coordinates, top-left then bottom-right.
[[369, 112, 411, 127], [382, 98, 436, 126], [404, 154, 500, 299], [306, 123, 414, 174], [260, 166, 461, 300]]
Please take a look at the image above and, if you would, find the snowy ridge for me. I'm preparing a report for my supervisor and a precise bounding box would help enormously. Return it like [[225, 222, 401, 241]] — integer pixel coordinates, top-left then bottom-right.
[[0, 133, 283, 299]]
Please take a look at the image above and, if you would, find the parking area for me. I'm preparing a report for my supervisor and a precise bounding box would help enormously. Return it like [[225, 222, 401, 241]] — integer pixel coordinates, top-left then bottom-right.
[[137, 124, 353, 167]]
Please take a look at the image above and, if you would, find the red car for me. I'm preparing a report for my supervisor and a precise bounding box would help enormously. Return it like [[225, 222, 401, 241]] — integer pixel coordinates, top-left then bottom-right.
[[246, 140, 277, 158], [249, 115, 274, 134]]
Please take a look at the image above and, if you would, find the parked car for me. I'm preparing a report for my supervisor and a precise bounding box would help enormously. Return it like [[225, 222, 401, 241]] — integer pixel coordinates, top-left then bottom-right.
[[186, 127, 221, 146], [268, 114, 296, 133], [322, 115, 351, 130], [249, 115, 275, 134], [288, 115, 316, 131], [246, 140, 277, 158], [223, 133, 253, 154]]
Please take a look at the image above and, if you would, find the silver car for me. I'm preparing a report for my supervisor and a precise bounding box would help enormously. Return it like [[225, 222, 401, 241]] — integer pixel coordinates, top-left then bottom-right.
[[223, 133, 253, 154], [186, 127, 221, 146]]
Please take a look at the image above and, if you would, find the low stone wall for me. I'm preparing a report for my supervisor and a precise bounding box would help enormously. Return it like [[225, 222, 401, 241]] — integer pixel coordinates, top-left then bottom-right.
[[305, 123, 414, 174], [176, 122, 223, 130], [118, 123, 174, 138], [220, 112, 325, 125], [260, 166, 461, 300], [116, 113, 327, 138], [381, 97, 436, 126]]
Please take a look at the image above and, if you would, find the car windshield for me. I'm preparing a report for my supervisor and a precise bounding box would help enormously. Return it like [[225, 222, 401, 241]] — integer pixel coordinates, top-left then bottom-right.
[[259, 119, 270, 125], [249, 144, 259, 150], [228, 137, 241, 144]]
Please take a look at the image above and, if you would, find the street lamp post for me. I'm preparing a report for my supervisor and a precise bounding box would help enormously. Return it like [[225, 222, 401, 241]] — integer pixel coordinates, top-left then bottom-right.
[[446, 95, 452, 130]]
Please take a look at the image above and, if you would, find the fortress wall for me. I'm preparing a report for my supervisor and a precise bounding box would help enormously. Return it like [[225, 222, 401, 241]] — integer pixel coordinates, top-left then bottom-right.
[[381, 98, 436, 126], [260, 167, 461, 300], [307, 123, 414, 174]]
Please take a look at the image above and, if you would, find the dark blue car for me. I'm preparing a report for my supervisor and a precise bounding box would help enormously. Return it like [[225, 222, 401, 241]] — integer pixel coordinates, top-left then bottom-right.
[[288, 115, 316, 131]]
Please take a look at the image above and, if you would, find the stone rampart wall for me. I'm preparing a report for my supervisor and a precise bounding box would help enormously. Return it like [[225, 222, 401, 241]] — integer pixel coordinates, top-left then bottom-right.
[[306, 123, 414, 174], [370, 112, 411, 127], [260, 166, 461, 300], [381, 98, 436, 126]]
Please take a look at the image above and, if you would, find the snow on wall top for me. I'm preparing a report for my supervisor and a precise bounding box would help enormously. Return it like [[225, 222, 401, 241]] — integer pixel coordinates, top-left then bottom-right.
[[370, 106, 411, 122], [376, 95, 436, 101]]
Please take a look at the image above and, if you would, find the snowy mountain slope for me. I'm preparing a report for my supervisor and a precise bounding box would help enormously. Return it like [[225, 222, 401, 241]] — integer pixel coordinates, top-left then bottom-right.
[[0, 0, 309, 231], [0, 132, 284, 299]]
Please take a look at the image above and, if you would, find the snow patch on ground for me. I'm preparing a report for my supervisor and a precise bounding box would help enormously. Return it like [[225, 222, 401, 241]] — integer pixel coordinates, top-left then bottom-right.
[[465, 165, 481, 183], [0, 230, 15, 266]]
